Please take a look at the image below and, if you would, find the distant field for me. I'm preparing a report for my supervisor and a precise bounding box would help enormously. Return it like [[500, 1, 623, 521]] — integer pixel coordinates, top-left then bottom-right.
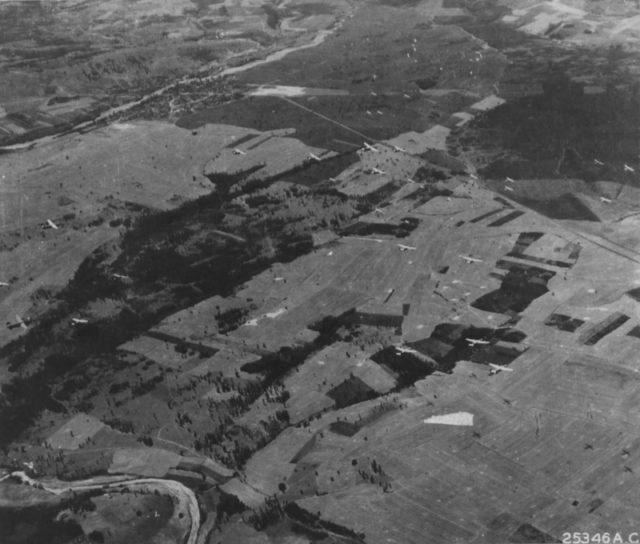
[[108, 447, 181, 477], [75, 491, 180, 544], [46, 413, 105, 450], [177, 4, 505, 151]]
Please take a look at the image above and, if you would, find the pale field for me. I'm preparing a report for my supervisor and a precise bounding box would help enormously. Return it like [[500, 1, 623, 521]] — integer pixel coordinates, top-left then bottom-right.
[[108, 447, 181, 477], [46, 413, 105, 450]]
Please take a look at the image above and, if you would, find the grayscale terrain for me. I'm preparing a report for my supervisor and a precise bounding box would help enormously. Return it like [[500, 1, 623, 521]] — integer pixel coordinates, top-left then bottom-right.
[[2, 1, 640, 543]]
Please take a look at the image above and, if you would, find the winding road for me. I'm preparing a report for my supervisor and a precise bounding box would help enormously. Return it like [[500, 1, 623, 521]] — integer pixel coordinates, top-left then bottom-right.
[[10, 471, 200, 544]]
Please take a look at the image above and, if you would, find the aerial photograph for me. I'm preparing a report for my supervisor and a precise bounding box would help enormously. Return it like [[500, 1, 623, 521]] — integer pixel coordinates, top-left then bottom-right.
[[2, 0, 640, 542]]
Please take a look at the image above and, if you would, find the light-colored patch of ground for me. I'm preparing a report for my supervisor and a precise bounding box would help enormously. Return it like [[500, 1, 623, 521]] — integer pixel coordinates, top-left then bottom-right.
[[83, 297, 123, 320], [219, 477, 266, 508], [484, 177, 591, 200], [501, 0, 640, 45], [201, 388, 239, 402], [521, 233, 578, 262], [610, 14, 640, 36], [505, 1, 588, 36], [87, 0, 198, 21], [470, 94, 506, 112], [352, 358, 397, 393], [46, 413, 105, 450], [247, 84, 349, 97], [452, 111, 474, 127], [108, 447, 181, 477], [213, 519, 272, 544], [179, 455, 234, 480], [205, 131, 337, 186], [387, 125, 451, 154], [433, 6, 470, 19], [312, 229, 340, 247], [335, 172, 394, 197], [0, 481, 61, 507], [423, 411, 474, 425], [244, 426, 314, 495], [187, 348, 261, 378], [282, 343, 381, 423], [38, 97, 96, 116], [76, 490, 182, 544], [118, 335, 199, 371], [151, 293, 242, 343], [335, 144, 424, 196], [230, 283, 363, 352], [0, 226, 118, 348], [1, 122, 255, 228]]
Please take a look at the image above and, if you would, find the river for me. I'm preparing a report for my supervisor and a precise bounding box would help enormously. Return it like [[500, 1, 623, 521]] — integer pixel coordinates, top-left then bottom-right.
[[0, 10, 352, 153]]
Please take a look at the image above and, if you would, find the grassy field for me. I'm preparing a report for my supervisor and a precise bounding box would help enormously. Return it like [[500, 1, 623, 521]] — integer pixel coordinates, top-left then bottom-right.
[[46, 413, 106, 450], [73, 491, 180, 544], [5, 1, 640, 542]]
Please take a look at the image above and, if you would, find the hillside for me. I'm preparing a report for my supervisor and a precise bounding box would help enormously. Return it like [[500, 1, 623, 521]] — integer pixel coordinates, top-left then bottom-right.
[[3, 1, 640, 543]]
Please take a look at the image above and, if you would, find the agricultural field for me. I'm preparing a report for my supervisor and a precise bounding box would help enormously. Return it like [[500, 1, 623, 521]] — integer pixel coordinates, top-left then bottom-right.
[[4, 0, 640, 543]]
